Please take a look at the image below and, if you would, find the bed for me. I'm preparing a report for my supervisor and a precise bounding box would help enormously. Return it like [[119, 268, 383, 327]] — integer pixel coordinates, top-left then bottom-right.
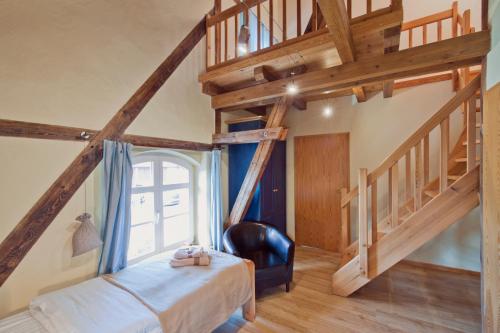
[[0, 251, 255, 333]]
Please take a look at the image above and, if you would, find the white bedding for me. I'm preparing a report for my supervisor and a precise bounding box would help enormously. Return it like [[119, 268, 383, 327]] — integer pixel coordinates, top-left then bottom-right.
[[29, 278, 162, 333], [0, 311, 46, 333], [105, 251, 252, 333]]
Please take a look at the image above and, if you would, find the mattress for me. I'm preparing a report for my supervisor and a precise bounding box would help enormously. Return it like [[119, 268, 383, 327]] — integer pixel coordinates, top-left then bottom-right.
[[0, 311, 46, 333]]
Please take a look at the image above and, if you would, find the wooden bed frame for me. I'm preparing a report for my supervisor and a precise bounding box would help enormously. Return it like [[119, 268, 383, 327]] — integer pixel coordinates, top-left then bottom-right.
[[242, 259, 256, 322]]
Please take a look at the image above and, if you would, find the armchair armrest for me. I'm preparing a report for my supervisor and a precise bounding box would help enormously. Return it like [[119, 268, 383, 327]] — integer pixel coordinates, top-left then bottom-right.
[[223, 230, 241, 257], [265, 229, 295, 265]]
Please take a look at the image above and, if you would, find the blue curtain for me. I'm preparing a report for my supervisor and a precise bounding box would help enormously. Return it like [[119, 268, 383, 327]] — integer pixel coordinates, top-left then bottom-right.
[[209, 149, 224, 251], [98, 140, 133, 275]]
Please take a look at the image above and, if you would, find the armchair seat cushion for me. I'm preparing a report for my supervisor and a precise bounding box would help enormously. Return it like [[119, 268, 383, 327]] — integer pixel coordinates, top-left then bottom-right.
[[240, 250, 286, 270]]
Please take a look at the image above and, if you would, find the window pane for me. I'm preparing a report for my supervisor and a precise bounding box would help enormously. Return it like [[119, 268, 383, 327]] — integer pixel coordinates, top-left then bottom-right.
[[132, 162, 154, 188], [163, 188, 189, 218], [131, 192, 155, 225], [162, 162, 189, 185], [163, 214, 190, 246], [128, 223, 155, 260]]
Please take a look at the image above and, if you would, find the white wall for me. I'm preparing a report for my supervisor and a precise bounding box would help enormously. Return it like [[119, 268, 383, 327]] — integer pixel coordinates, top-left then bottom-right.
[[0, 0, 212, 318]]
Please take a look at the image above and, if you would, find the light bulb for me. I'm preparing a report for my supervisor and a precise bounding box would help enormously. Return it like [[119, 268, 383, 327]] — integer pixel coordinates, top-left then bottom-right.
[[286, 82, 298, 95], [323, 105, 333, 117], [238, 44, 248, 55]]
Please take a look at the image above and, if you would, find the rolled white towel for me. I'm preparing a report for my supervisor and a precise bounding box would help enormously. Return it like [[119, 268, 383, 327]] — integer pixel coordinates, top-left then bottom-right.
[[170, 252, 211, 268], [174, 246, 204, 259]]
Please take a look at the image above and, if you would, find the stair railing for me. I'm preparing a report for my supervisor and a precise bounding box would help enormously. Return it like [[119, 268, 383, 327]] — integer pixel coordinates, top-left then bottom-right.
[[340, 75, 482, 271]]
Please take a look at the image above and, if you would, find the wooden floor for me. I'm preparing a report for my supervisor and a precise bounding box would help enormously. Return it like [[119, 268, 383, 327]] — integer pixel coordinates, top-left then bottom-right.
[[214, 246, 481, 333]]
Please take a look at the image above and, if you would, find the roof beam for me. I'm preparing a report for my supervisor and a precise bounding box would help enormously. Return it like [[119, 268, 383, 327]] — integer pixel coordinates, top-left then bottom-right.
[[0, 15, 208, 287], [211, 31, 489, 109], [212, 127, 287, 144]]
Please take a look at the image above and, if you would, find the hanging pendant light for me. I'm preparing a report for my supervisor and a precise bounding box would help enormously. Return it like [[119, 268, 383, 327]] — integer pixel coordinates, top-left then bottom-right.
[[72, 213, 102, 257], [238, 24, 250, 55], [72, 138, 102, 257]]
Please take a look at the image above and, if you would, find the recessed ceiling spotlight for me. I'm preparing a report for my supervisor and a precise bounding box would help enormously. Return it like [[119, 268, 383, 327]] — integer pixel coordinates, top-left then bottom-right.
[[323, 105, 333, 117], [287, 82, 298, 95]]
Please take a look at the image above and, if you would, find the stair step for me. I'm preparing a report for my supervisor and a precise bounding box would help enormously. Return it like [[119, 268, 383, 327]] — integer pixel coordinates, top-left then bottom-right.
[[424, 190, 439, 198], [448, 174, 462, 180], [456, 157, 480, 163], [462, 140, 481, 146], [476, 107, 481, 113]]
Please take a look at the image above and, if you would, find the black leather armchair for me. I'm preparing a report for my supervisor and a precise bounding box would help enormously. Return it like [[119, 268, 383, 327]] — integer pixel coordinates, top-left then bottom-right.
[[223, 222, 295, 293]]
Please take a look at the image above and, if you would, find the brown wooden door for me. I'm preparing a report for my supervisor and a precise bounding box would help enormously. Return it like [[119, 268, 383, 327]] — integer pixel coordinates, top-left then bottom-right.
[[294, 133, 349, 252]]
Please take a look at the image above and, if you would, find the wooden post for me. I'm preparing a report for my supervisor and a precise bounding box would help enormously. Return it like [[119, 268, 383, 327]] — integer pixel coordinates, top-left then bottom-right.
[[215, 0, 222, 64], [257, 3, 261, 50], [405, 151, 411, 201], [340, 188, 350, 252], [371, 181, 378, 245], [206, 18, 212, 67], [0, 15, 208, 287], [451, 1, 459, 90], [311, 0, 318, 32], [297, 0, 302, 37], [234, 14, 238, 57], [224, 19, 228, 61], [242, 259, 256, 321], [440, 118, 449, 192], [466, 95, 476, 171], [283, 0, 287, 41], [422, 24, 427, 44], [358, 168, 368, 277], [437, 20, 442, 41], [269, 0, 274, 46], [390, 163, 399, 228], [227, 97, 291, 225], [414, 141, 423, 210], [423, 134, 430, 184]]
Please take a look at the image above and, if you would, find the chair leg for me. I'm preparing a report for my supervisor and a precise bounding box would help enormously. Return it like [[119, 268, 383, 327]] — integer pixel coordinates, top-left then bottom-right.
[[285, 282, 290, 292]]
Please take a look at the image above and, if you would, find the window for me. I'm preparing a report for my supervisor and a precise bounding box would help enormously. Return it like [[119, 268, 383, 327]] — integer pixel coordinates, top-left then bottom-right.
[[128, 153, 194, 263]]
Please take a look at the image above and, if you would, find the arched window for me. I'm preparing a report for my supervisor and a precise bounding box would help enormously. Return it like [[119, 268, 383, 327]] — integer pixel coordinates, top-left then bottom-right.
[[128, 152, 195, 263]]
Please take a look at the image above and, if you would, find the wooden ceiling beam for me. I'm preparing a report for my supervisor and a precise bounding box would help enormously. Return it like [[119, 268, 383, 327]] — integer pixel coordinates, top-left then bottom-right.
[[211, 31, 489, 109], [212, 127, 287, 144], [0, 15, 208, 287]]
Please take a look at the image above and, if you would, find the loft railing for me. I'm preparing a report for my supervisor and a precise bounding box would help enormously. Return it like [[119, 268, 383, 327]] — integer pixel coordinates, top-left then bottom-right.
[[205, 0, 396, 69], [340, 74, 481, 270]]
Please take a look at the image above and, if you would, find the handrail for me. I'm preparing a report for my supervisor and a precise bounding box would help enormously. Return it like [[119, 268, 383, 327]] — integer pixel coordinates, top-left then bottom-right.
[[401, 9, 453, 31], [341, 75, 481, 207], [207, 0, 266, 26]]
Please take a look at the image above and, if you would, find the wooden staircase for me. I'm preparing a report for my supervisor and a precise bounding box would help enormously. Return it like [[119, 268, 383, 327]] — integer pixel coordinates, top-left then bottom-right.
[[332, 75, 482, 297]]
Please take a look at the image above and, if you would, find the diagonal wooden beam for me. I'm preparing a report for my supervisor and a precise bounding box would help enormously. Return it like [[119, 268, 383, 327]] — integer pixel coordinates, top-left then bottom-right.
[[212, 127, 287, 144], [227, 97, 291, 226], [211, 31, 490, 109], [0, 15, 207, 287]]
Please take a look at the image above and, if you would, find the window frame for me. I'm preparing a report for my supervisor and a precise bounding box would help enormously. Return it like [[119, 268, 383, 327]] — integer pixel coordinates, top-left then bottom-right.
[[128, 151, 195, 265]]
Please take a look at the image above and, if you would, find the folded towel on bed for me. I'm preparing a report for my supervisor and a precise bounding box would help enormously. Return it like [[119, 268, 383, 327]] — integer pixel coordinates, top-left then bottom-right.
[[173, 246, 204, 259], [170, 252, 211, 267]]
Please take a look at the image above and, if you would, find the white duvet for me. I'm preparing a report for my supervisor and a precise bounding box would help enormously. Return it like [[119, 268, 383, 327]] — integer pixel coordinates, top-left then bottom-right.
[[27, 251, 251, 333], [29, 278, 162, 333]]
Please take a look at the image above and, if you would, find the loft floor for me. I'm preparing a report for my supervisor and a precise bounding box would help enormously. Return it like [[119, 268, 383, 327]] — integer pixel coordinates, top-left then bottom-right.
[[214, 246, 481, 333]]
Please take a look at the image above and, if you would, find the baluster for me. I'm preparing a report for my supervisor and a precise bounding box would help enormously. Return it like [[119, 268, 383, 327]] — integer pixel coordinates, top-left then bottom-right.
[[234, 14, 238, 58], [297, 0, 301, 37], [224, 20, 228, 61], [414, 142, 423, 210], [269, 0, 274, 46], [451, 2, 459, 90], [347, 0, 352, 19], [467, 95, 477, 171], [440, 118, 449, 192], [423, 134, 430, 184], [422, 24, 427, 44], [206, 21, 212, 67], [367, 0, 372, 14], [409, 28, 413, 48], [215, 0, 221, 64], [283, 0, 287, 41], [371, 181, 378, 245], [358, 169, 368, 277], [390, 163, 399, 228], [257, 3, 261, 50], [405, 151, 411, 201], [437, 20, 442, 41], [244, 8, 249, 51], [340, 188, 350, 252], [311, 0, 318, 32], [463, 9, 471, 34]]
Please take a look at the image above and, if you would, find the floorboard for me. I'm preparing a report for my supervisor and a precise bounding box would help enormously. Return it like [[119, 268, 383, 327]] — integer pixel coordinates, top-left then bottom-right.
[[214, 246, 480, 333]]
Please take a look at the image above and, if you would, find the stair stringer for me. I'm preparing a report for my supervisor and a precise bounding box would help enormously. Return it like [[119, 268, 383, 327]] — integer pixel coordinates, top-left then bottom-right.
[[332, 165, 479, 297]]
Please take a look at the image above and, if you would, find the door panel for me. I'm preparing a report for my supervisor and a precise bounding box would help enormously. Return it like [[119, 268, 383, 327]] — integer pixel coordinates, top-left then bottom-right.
[[294, 133, 349, 252]]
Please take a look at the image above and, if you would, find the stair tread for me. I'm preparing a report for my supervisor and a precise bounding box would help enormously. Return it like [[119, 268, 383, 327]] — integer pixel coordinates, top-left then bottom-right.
[[456, 157, 480, 162], [448, 174, 462, 180], [462, 140, 481, 145], [424, 190, 439, 198]]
